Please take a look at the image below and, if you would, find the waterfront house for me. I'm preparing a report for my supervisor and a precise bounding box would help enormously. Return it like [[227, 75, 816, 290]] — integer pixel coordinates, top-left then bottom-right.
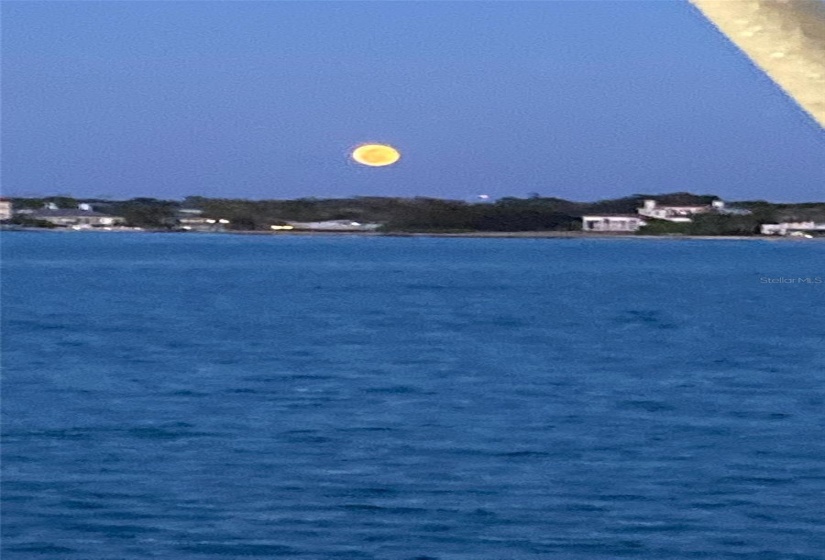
[[581, 215, 647, 233], [636, 199, 723, 223], [286, 220, 381, 231], [25, 207, 125, 228], [176, 209, 231, 231], [0, 199, 12, 221], [761, 221, 825, 236]]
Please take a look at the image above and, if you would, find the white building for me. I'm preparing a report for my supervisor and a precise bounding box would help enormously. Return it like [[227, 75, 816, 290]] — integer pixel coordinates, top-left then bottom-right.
[[174, 209, 236, 231], [636, 199, 722, 223], [581, 215, 647, 233], [761, 222, 825, 236], [25, 207, 125, 228], [0, 199, 12, 221], [286, 220, 381, 231]]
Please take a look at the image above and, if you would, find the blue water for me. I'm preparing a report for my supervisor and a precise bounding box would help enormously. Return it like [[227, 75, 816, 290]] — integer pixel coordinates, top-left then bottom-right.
[[2, 232, 824, 559]]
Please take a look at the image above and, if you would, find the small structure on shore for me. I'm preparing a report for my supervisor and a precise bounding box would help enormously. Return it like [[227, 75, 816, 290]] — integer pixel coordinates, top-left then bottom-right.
[[636, 199, 723, 223], [582, 198, 755, 233], [581, 215, 647, 233], [0, 199, 12, 221], [286, 220, 381, 232], [176, 209, 230, 232], [761, 221, 825, 236], [21, 206, 125, 228]]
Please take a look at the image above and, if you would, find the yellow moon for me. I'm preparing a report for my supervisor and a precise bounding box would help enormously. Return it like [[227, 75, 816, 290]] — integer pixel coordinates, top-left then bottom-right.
[[351, 144, 401, 167]]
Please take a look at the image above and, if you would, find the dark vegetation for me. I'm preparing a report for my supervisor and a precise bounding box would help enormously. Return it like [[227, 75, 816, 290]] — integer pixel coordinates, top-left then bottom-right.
[[107, 198, 179, 229], [637, 214, 765, 236], [7, 193, 824, 235], [7, 215, 58, 229]]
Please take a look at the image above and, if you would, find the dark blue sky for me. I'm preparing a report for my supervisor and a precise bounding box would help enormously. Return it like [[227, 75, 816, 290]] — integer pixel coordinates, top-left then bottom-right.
[[3, 1, 824, 202]]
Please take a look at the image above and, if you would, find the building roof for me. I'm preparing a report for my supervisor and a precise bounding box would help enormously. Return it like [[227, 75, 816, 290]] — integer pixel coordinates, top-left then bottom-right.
[[582, 214, 644, 219]]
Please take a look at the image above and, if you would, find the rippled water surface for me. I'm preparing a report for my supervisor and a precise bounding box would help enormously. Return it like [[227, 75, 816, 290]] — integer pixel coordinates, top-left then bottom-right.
[[2, 232, 825, 559]]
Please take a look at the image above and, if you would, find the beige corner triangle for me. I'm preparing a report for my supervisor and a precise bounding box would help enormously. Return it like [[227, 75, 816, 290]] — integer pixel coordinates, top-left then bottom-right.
[[690, 0, 825, 130]]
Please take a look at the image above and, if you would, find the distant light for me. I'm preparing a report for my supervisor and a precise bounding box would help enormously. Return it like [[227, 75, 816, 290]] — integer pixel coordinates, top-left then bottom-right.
[[218, 219, 230, 224], [478, 194, 490, 200], [351, 144, 401, 167]]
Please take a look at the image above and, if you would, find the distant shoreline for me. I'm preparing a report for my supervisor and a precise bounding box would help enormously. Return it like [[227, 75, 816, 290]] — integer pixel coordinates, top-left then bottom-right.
[[184, 229, 823, 241], [376, 232, 778, 240], [4, 226, 820, 241]]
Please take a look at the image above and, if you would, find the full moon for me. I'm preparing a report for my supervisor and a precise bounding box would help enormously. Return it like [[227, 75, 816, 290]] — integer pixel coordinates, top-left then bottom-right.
[[351, 144, 401, 167]]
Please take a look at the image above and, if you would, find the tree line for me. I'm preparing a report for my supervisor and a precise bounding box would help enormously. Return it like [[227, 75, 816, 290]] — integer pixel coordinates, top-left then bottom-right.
[[8, 193, 824, 235]]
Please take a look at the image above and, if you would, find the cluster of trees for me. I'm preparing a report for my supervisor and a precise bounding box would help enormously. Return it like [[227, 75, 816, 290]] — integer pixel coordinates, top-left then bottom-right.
[[181, 196, 393, 230], [737, 200, 824, 222], [181, 192, 731, 233], [380, 198, 579, 232], [7, 215, 58, 228], [10, 196, 81, 211], [108, 198, 179, 229], [7, 196, 178, 230], [7, 192, 824, 235], [638, 214, 764, 236], [179, 196, 582, 232]]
